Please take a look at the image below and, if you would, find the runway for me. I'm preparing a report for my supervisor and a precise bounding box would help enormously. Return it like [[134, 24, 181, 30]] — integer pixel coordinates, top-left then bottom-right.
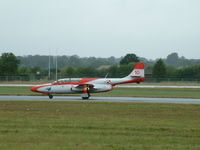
[[0, 96, 200, 104]]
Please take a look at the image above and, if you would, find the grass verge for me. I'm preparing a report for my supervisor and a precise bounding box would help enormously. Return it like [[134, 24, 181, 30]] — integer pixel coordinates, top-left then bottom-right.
[[95, 87, 200, 99], [0, 101, 200, 150]]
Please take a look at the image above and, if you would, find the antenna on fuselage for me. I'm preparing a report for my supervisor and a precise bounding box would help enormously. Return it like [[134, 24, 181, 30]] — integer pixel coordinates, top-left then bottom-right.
[[105, 73, 109, 78], [48, 51, 51, 80]]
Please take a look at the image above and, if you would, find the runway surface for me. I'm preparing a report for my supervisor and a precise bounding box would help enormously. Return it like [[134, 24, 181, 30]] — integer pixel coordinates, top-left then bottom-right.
[[0, 96, 200, 104]]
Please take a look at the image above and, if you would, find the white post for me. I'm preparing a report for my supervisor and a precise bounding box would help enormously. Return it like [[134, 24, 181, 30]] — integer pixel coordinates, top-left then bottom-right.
[[48, 53, 51, 79], [55, 55, 57, 81]]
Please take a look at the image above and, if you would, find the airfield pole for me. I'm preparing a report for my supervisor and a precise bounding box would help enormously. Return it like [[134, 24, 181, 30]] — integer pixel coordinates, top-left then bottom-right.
[[48, 52, 51, 79], [55, 55, 57, 81]]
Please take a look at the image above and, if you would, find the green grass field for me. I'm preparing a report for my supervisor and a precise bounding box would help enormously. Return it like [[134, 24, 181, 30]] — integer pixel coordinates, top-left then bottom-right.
[[97, 87, 200, 99], [0, 86, 200, 99], [0, 101, 200, 150]]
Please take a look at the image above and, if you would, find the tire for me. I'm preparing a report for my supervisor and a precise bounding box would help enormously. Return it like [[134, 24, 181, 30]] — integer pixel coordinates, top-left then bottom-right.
[[48, 95, 53, 99], [82, 97, 89, 100]]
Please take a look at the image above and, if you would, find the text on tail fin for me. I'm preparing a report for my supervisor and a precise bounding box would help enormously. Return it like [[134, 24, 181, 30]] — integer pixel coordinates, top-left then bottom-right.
[[128, 63, 145, 77]]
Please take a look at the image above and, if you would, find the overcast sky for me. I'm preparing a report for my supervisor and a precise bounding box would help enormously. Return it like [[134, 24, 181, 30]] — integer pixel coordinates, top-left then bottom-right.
[[0, 0, 199, 59]]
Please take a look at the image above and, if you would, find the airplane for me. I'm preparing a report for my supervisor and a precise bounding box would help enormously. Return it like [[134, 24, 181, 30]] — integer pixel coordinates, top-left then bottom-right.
[[31, 63, 145, 99]]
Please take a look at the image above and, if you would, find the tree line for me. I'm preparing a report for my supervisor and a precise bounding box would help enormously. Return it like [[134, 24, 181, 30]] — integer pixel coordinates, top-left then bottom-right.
[[0, 52, 200, 81], [18, 55, 120, 69], [18, 52, 200, 69]]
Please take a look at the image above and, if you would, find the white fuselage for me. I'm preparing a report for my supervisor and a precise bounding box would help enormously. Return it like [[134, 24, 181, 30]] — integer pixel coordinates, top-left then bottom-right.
[[30, 62, 145, 99], [32, 76, 142, 94]]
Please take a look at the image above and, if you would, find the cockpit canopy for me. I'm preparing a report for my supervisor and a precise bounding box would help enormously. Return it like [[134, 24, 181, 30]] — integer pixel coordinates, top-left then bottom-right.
[[52, 78, 82, 85]]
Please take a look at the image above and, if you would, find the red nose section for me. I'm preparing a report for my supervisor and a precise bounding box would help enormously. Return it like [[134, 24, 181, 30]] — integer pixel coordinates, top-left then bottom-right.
[[30, 86, 38, 92]]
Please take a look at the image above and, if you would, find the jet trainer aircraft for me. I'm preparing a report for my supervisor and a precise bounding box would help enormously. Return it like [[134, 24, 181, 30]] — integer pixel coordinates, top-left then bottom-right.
[[31, 63, 145, 99]]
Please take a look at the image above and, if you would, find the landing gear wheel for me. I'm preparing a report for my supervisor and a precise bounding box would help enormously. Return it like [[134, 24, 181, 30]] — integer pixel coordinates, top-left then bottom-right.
[[48, 94, 53, 99], [82, 96, 89, 100]]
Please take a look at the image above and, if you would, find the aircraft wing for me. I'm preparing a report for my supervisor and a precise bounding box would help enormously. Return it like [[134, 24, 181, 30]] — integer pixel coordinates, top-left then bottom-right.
[[71, 84, 95, 92], [72, 84, 113, 92], [73, 84, 94, 89], [72, 84, 112, 92]]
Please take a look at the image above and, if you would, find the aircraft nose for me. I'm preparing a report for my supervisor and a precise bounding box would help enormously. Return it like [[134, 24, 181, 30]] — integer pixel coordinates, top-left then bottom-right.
[[30, 86, 38, 92]]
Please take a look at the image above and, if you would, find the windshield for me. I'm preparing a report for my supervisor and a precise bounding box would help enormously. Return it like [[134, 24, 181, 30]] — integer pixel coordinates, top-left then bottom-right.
[[70, 79, 82, 83], [52, 78, 82, 84], [52, 81, 58, 85]]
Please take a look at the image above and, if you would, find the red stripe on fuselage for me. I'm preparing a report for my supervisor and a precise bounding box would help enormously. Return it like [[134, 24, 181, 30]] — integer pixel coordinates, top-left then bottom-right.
[[79, 78, 98, 84], [112, 78, 145, 86], [55, 78, 98, 85], [30, 78, 98, 94]]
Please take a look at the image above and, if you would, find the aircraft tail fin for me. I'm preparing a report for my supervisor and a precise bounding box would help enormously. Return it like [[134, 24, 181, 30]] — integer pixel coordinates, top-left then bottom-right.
[[128, 63, 145, 78]]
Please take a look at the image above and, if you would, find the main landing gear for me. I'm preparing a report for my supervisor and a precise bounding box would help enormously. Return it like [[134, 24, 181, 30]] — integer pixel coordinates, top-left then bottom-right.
[[81, 86, 91, 100], [81, 93, 90, 100], [48, 94, 53, 99]]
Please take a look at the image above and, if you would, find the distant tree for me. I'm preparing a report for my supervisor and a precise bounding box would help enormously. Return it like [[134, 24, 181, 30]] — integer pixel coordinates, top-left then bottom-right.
[[109, 65, 119, 78], [0, 60, 3, 75], [19, 55, 119, 69], [120, 53, 139, 65], [117, 65, 132, 78], [75, 67, 96, 77], [60, 67, 75, 77], [166, 52, 179, 65], [30, 66, 42, 75], [18, 66, 31, 76], [0, 53, 20, 75], [165, 65, 177, 77], [176, 65, 200, 79], [18, 66, 31, 80], [68, 55, 81, 67], [153, 59, 166, 78]]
